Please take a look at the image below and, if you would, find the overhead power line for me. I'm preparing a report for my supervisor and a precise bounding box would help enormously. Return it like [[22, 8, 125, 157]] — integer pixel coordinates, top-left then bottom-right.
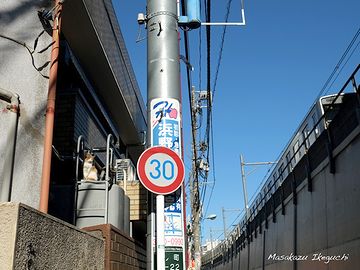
[[316, 26, 360, 99], [212, 0, 233, 101]]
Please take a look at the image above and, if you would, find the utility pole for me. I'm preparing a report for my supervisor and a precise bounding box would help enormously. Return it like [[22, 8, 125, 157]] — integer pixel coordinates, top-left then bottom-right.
[[209, 228, 214, 268], [190, 86, 201, 270], [240, 154, 277, 220], [146, 0, 184, 269], [221, 208, 242, 240], [240, 154, 250, 220], [221, 207, 227, 240]]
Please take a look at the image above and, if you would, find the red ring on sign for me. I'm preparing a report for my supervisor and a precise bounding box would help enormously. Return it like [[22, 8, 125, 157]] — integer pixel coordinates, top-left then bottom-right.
[[137, 146, 185, 195]]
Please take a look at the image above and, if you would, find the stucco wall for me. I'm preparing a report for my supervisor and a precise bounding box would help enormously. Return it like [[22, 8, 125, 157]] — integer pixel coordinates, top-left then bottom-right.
[[0, 203, 18, 269], [0, 0, 53, 207]]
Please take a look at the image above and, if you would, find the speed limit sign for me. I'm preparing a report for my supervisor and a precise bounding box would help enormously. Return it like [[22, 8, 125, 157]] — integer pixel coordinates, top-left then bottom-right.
[[137, 146, 185, 195]]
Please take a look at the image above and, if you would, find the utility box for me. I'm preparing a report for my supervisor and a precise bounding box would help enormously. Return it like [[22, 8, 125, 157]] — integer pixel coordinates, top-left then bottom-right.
[[76, 183, 130, 234]]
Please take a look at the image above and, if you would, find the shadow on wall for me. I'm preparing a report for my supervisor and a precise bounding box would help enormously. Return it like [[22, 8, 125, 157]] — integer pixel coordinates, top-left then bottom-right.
[[0, 0, 54, 78], [0, 0, 52, 26]]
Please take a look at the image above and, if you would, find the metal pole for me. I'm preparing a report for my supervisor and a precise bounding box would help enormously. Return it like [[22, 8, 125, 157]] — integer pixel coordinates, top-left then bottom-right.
[[104, 134, 113, 224], [156, 194, 165, 269], [210, 228, 214, 268], [240, 154, 250, 220], [240, 154, 277, 221], [222, 207, 227, 240], [147, 0, 182, 269]]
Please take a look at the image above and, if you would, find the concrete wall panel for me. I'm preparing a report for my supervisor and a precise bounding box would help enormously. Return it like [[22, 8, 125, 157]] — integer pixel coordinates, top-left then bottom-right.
[[249, 230, 263, 270], [326, 136, 360, 248], [204, 126, 360, 270], [309, 171, 328, 252], [296, 183, 314, 254], [240, 245, 249, 270]]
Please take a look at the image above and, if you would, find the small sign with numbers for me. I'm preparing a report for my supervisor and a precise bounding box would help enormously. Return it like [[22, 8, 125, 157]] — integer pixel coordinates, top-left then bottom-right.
[[137, 146, 185, 195], [165, 247, 183, 270]]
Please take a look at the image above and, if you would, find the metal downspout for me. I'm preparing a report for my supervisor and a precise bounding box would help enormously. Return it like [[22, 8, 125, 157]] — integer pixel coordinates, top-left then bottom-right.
[[39, 0, 62, 213], [0, 88, 20, 202]]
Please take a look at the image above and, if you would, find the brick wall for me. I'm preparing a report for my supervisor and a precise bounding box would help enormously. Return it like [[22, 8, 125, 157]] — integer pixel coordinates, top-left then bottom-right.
[[121, 181, 147, 221], [84, 224, 146, 270]]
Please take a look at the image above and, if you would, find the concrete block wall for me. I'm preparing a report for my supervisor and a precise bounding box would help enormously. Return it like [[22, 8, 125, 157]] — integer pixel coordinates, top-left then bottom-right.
[[84, 224, 146, 270], [0, 203, 105, 270]]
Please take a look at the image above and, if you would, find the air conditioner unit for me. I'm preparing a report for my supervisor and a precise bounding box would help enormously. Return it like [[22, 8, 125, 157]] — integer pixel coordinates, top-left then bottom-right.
[[115, 159, 137, 182]]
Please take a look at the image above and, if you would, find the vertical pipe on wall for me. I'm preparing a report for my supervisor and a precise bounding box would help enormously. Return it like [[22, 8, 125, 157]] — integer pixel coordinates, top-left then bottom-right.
[[39, 0, 62, 213], [0, 88, 20, 202]]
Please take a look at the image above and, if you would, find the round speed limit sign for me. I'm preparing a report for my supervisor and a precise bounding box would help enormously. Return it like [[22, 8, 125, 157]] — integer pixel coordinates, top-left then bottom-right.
[[137, 146, 185, 195]]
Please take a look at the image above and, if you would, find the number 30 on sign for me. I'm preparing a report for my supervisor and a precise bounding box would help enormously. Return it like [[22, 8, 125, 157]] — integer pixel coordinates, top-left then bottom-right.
[[137, 146, 185, 195]]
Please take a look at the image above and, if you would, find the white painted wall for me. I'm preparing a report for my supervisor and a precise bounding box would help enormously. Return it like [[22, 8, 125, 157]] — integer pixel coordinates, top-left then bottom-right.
[[0, 0, 52, 207]]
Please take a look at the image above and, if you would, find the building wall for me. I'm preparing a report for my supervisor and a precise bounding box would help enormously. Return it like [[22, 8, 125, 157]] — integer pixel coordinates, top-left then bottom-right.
[[84, 224, 147, 270], [0, 0, 53, 208], [0, 203, 18, 268]]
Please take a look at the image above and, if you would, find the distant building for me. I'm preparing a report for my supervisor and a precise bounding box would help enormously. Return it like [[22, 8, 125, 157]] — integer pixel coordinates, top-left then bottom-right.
[[202, 239, 220, 255]]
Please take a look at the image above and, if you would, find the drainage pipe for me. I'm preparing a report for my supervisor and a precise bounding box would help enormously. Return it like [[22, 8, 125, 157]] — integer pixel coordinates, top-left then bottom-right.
[[39, 0, 62, 213], [0, 88, 20, 202]]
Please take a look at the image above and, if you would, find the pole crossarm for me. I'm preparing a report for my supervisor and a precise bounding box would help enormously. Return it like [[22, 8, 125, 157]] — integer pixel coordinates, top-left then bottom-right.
[[240, 154, 277, 220], [201, 8, 246, 26], [222, 208, 243, 212], [242, 161, 277, 166]]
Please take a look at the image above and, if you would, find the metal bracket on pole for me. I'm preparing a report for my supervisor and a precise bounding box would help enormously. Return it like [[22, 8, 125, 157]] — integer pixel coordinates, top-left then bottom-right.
[[264, 205, 268, 229], [271, 196, 276, 223], [280, 185, 285, 216], [254, 218, 257, 239], [292, 173, 297, 206], [305, 154, 312, 192], [201, 8, 246, 26]]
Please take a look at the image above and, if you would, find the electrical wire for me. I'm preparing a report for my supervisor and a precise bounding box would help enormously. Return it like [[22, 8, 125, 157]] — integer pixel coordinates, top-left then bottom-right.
[[212, 0, 233, 101], [200, 0, 212, 211], [325, 39, 360, 95], [198, 0, 203, 94], [316, 26, 360, 99], [182, 0, 202, 216], [201, 0, 233, 219], [203, 117, 216, 217]]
